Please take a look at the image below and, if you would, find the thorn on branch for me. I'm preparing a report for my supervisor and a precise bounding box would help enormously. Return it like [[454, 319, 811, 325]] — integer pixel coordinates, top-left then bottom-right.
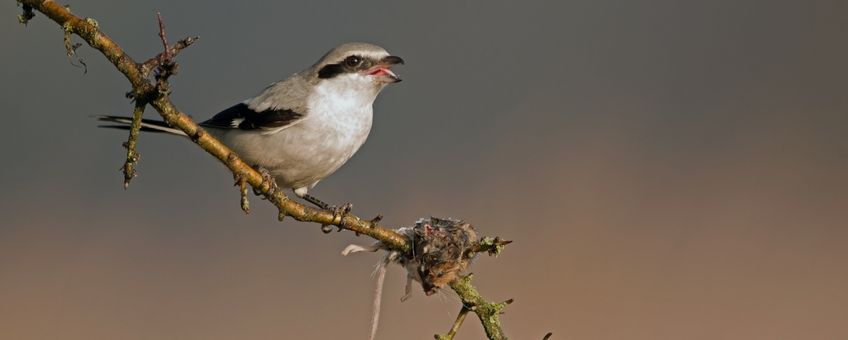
[[136, 12, 198, 94], [154, 11, 176, 85], [369, 214, 383, 227], [138, 35, 198, 78], [156, 12, 170, 60], [355, 213, 383, 236], [469, 236, 513, 257]]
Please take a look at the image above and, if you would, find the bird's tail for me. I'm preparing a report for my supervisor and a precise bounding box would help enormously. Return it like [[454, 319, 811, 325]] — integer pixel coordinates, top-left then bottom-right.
[[96, 115, 187, 136]]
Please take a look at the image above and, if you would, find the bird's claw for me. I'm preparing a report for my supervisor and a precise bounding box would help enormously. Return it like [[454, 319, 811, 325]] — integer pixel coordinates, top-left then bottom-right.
[[254, 166, 278, 196], [301, 194, 350, 233], [330, 202, 353, 232]]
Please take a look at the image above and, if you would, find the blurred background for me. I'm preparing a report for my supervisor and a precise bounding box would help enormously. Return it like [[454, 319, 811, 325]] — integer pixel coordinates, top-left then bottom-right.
[[2, 0, 847, 339]]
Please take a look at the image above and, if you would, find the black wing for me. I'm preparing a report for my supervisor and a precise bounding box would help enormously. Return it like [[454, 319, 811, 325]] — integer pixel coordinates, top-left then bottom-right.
[[200, 103, 304, 131]]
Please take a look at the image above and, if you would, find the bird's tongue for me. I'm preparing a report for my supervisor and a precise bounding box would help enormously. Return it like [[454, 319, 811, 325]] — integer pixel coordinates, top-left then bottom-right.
[[369, 67, 397, 78]]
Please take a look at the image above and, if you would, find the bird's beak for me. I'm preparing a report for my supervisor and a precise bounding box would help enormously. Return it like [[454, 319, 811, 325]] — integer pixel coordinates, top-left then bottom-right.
[[364, 55, 404, 83]]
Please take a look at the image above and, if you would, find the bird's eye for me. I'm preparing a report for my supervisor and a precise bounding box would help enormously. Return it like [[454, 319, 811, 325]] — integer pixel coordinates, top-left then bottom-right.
[[344, 55, 362, 67]]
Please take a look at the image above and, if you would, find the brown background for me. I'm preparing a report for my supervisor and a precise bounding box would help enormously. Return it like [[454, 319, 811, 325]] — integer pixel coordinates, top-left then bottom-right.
[[2, 0, 847, 339]]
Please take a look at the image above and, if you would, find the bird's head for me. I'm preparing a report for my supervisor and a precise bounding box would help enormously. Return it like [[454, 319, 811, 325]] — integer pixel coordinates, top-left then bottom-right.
[[313, 42, 404, 89]]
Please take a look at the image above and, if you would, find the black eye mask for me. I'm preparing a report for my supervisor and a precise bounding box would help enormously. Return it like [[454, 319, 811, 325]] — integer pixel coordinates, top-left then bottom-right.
[[317, 55, 377, 79]]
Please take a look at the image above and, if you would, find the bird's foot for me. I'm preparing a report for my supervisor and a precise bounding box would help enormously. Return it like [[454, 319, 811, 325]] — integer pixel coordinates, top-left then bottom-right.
[[333, 202, 353, 222], [301, 194, 352, 233], [253, 166, 279, 197], [322, 202, 353, 233]]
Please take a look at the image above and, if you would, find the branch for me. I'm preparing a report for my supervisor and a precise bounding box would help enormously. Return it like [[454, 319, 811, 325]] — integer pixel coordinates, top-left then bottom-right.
[[436, 306, 470, 340], [120, 100, 145, 188], [439, 274, 513, 340], [138, 35, 197, 78], [15, 0, 409, 250], [469, 236, 513, 256], [16, 1, 519, 338]]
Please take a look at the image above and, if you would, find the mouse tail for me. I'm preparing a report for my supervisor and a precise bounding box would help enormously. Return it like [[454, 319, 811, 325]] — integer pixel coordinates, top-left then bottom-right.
[[369, 253, 396, 340]]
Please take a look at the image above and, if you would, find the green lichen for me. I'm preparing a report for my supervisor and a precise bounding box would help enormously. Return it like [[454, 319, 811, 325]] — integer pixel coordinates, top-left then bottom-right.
[[480, 236, 506, 256], [444, 274, 510, 340], [84, 17, 99, 28]]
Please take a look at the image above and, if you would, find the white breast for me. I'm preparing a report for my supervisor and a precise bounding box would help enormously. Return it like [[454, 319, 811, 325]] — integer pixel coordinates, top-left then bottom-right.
[[309, 82, 374, 156], [217, 73, 381, 191]]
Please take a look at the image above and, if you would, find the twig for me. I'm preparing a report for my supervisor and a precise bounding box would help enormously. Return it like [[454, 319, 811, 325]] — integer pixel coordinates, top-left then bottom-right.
[[235, 174, 250, 214], [62, 20, 87, 73], [469, 236, 513, 256], [156, 11, 169, 60], [448, 274, 513, 340], [120, 100, 146, 189], [138, 35, 198, 78], [17, 2, 34, 24], [151, 12, 178, 94], [435, 307, 470, 340]]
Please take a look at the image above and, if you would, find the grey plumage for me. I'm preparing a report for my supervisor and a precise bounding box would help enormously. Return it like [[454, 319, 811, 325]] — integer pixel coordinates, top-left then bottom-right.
[[99, 42, 403, 200]]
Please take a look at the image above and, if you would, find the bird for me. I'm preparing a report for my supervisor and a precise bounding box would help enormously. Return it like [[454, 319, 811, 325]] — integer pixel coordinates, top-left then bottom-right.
[[98, 42, 404, 210]]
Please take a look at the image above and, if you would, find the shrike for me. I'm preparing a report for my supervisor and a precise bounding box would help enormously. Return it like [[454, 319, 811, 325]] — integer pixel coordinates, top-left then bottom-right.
[[99, 42, 404, 209]]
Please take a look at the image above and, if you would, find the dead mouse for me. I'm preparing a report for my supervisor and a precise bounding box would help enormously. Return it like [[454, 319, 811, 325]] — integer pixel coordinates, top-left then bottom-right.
[[342, 217, 478, 340]]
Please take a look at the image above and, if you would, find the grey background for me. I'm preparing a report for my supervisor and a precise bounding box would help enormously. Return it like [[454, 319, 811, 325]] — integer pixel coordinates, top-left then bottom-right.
[[2, 0, 847, 339]]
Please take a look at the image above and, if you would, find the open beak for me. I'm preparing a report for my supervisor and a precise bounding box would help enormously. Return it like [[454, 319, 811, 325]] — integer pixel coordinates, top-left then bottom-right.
[[364, 55, 404, 83]]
